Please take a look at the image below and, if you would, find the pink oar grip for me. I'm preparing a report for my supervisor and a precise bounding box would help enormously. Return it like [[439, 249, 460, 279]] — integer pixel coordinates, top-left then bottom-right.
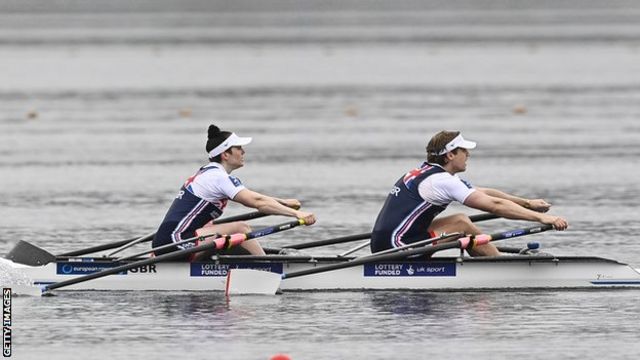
[[212, 234, 247, 249], [473, 234, 492, 246], [212, 236, 227, 249], [459, 237, 472, 249], [225, 233, 248, 248], [459, 234, 492, 249]]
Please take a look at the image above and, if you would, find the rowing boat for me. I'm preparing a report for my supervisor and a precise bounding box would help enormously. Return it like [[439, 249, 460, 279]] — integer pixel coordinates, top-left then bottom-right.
[[3, 220, 640, 294], [3, 252, 640, 292]]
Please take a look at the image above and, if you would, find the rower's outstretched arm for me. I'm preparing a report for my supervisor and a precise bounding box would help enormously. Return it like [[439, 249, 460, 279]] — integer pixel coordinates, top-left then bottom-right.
[[272, 197, 301, 210], [233, 189, 316, 225], [464, 191, 568, 230], [475, 187, 551, 212]]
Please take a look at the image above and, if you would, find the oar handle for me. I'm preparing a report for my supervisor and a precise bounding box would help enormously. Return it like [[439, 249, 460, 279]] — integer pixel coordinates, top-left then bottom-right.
[[44, 219, 305, 292]]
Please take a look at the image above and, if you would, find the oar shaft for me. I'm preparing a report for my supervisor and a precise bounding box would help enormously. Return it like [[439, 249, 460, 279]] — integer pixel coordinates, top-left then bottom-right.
[[283, 232, 462, 279], [468, 213, 500, 222], [213, 211, 271, 224], [46, 235, 218, 291], [482, 224, 553, 242], [57, 210, 273, 257], [283, 224, 552, 280], [106, 232, 154, 257], [283, 245, 432, 279], [118, 219, 302, 261], [285, 233, 370, 250], [58, 233, 155, 257], [45, 219, 304, 292], [418, 224, 554, 258], [281, 212, 498, 250], [116, 233, 217, 261], [338, 240, 371, 257]]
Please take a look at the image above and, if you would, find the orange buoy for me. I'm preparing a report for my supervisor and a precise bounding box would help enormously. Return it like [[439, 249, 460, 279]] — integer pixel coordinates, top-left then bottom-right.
[[512, 104, 527, 114], [270, 354, 292, 360]]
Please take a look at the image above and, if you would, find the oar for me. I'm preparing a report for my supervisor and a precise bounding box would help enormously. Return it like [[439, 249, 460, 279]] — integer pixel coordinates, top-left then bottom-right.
[[338, 240, 370, 257], [58, 210, 275, 257], [106, 231, 156, 257], [40, 219, 306, 294], [226, 224, 554, 295], [335, 212, 500, 257], [58, 233, 155, 257], [116, 234, 212, 261], [281, 212, 500, 250], [224, 231, 463, 295], [117, 220, 297, 261]]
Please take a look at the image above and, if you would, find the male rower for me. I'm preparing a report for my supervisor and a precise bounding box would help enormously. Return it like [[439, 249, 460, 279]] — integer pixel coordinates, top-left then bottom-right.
[[370, 130, 568, 256], [153, 124, 316, 260]]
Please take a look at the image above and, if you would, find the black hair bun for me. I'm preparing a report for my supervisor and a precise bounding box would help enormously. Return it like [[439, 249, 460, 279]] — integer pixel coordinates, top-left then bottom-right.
[[208, 125, 221, 139]]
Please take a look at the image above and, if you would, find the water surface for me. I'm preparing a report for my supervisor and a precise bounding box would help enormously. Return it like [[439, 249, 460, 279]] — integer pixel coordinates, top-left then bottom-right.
[[1, 1, 640, 359]]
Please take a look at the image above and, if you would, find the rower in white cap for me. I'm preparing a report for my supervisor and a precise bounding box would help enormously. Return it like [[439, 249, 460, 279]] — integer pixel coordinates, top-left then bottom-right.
[[370, 130, 567, 256], [153, 124, 316, 260]]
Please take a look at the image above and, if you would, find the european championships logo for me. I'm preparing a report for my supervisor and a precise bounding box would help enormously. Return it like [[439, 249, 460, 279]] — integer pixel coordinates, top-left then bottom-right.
[[2, 288, 10, 357]]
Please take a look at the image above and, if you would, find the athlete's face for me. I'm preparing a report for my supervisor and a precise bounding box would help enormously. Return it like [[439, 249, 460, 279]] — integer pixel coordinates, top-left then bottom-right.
[[224, 146, 246, 170], [449, 148, 470, 173]]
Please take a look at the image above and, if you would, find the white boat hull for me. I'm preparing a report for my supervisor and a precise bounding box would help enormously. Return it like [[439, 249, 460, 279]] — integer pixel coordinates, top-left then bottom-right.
[[3, 255, 640, 292]]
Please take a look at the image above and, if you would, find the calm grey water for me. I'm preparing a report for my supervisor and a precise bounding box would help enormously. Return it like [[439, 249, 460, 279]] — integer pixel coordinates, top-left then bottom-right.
[[1, 1, 640, 359]]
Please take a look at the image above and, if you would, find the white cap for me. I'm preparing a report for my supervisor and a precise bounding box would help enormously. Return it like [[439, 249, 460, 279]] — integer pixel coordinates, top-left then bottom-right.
[[434, 134, 476, 155], [207, 132, 252, 158]]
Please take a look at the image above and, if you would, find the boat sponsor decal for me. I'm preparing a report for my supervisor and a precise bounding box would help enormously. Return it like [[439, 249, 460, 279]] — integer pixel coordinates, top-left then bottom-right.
[[190, 262, 283, 277], [56, 262, 128, 275], [364, 262, 456, 277]]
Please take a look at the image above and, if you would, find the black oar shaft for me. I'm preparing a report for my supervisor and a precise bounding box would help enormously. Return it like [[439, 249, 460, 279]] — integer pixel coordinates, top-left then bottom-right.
[[213, 211, 271, 224], [282, 212, 499, 250], [282, 232, 460, 279], [286, 233, 370, 250], [417, 224, 553, 258], [283, 244, 437, 279], [486, 224, 553, 241], [57, 210, 272, 257], [47, 240, 215, 291], [468, 213, 500, 222], [45, 219, 304, 292], [58, 233, 155, 257], [283, 224, 552, 280]]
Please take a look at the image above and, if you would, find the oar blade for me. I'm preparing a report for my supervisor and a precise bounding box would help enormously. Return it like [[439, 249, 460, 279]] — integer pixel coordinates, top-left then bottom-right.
[[225, 269, 281, 296], [5, 240, 56, 266]]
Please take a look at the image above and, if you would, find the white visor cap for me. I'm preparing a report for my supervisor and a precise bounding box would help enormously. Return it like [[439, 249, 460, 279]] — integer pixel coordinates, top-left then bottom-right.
[[208, 132, 252, 158], [435, 134, 477, 155]]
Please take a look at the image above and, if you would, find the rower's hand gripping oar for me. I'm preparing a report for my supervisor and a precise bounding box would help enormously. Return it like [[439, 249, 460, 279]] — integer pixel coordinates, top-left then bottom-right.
[[225, 224, 554, 296], [40, 219, 307, 295]]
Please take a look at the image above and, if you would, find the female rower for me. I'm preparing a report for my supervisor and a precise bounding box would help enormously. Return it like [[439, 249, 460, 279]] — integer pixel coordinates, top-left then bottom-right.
[[153, 124, 316, 260], [371, 130, 568, 256]]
